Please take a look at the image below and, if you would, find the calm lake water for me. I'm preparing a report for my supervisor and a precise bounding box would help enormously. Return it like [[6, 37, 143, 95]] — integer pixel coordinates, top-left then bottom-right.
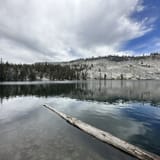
[[0, 80, 160, 160]]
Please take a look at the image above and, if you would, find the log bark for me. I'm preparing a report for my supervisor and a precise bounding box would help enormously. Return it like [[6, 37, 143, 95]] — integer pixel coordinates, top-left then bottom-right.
[[43, 104, 160, 160]]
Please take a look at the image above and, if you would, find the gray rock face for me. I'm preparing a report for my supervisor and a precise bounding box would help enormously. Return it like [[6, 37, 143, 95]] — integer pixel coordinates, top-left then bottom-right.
[[61, 54, 160, 80]]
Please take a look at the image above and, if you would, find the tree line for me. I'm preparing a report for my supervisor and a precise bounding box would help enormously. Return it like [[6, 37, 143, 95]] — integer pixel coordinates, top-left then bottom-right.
[[0, 61, 86, 81]]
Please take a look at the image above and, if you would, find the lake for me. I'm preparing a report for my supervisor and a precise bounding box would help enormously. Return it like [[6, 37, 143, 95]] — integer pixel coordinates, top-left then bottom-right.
[[0, 80, 160, 160]]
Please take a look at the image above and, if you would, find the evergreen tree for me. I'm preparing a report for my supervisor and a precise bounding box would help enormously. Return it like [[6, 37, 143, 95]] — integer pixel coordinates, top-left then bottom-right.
[[0, 58, 5, 81]]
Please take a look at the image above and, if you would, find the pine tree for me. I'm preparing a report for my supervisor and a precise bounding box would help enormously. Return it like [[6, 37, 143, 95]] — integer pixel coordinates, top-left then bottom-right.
[[0, 58, 4, 81]]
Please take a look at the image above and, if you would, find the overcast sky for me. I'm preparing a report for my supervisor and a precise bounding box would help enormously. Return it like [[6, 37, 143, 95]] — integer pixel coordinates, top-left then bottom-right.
[[0, 0, 159, 63]]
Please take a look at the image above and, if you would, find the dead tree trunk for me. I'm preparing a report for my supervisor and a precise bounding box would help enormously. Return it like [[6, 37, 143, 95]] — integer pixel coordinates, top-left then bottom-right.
[[43, 104, 160, 160]]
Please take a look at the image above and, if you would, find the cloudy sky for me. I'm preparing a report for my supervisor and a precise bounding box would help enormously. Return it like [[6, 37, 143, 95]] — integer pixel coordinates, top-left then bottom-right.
[[0, 0, 160, 63]]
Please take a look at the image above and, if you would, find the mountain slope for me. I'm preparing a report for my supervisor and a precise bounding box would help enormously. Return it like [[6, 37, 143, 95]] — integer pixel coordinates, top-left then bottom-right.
[[62, 54, 160, 80]]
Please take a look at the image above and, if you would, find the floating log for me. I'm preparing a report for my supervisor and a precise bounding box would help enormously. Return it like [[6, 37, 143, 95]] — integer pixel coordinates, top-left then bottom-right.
[[43, 104, 160, 160]]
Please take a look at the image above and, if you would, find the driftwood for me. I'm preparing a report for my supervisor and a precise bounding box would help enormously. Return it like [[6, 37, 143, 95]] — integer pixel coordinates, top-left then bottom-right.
[[43, 104, 160, 160]]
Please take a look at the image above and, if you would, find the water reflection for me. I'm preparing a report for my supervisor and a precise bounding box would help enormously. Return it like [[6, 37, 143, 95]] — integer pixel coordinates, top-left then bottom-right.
[[0, 97, 137, 160], [1, 80, 160, 106], [46, 97, 160, 155], [0, 80, 160, 159]]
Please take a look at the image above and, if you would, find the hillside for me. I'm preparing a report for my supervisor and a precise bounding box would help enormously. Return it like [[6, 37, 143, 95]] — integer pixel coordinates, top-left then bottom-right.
[[1, 53, 160, 81], [61, 53, 160, 80]]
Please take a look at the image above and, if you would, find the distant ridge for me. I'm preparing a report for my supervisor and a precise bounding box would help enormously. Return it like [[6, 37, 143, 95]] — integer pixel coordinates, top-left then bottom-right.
[[35, 53, 160, 65]]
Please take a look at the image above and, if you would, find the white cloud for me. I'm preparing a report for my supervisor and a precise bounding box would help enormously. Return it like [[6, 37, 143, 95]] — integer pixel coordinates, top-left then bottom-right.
[[0, 0, 152, 63], [136, 0, 145, 12], [130, 37, 160, 54]]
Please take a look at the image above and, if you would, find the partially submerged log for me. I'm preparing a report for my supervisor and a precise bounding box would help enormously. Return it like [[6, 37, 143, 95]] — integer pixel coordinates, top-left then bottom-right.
[[43, 104, 160, 160]]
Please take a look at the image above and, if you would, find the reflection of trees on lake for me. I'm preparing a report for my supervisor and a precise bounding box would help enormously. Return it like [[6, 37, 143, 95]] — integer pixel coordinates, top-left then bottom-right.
[[0, 80, 160, 106]]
